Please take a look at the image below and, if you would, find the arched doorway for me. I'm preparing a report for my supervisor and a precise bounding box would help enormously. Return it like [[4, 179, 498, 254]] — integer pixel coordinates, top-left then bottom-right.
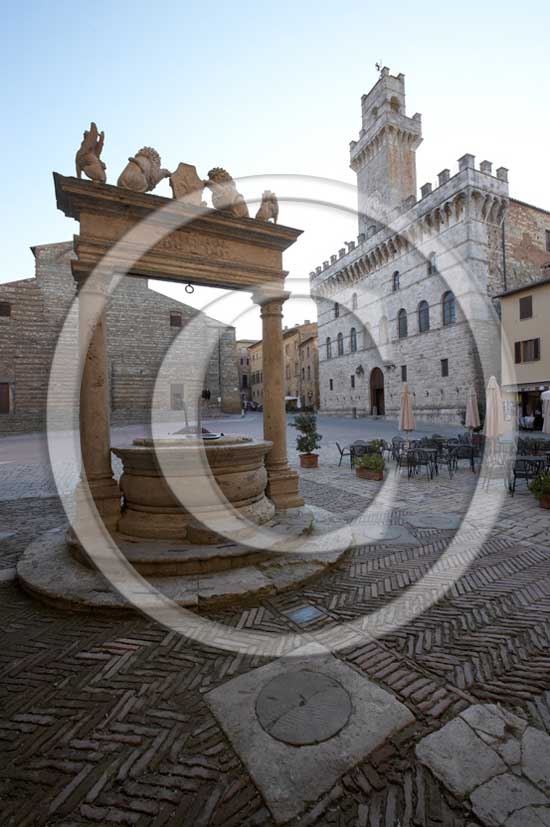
[[370, 367, 385, 415]]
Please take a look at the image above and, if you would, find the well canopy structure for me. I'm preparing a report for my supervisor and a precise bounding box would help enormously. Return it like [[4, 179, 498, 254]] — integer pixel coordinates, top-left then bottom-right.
[[54, 173, 305, 527]]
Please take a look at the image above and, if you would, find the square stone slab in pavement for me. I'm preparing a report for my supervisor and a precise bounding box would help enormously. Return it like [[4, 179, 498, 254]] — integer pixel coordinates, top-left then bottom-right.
[[416, 703, 550, 825], [205, 643, 415, 824]]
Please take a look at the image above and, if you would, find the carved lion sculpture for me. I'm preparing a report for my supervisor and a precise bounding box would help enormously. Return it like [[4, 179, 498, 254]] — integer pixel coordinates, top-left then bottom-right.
[[255, 190, 279, 223], [117, 147, 171, 193], [204, 168, 249, 218], [75, 122, 106, 183]]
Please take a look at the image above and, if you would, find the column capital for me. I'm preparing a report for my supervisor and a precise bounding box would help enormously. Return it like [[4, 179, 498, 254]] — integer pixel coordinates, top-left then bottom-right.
[[251, 286, 290, 308]]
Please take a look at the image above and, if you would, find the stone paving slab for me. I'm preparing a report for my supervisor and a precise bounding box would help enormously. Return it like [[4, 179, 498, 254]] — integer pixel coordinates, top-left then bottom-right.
[[205, 643, 415, 823], [417, 704, 550, 825]]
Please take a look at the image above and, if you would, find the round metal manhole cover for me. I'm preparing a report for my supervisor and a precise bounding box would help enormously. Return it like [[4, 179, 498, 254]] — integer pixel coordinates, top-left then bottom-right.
[[255, 670, 352, 746]]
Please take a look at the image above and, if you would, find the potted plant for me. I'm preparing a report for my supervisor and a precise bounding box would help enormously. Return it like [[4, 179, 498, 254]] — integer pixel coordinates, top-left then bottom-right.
[[292, 413, 322, 468], [529, 472, 550, 509], [355, 452, 385, 481]]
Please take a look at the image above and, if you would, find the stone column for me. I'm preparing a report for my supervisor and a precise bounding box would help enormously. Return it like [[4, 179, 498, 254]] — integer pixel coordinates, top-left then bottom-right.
[[253, 288, 304, 509], [76, 274, 121, 531]]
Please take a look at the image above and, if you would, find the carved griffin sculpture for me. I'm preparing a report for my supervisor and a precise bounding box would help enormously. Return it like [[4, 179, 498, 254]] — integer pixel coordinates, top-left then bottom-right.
[[75, 122, 106, 183], [204, 168, 249, 218], [117, 147, 171, 193], [255, 190, 279, 223]]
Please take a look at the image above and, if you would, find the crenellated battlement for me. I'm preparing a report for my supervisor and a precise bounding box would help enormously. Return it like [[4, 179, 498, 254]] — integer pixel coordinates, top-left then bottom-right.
[[309, 152, 509, 297]]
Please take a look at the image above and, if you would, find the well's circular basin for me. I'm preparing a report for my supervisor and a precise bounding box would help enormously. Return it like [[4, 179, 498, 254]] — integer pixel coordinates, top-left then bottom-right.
[[112, 436, 275, 543]]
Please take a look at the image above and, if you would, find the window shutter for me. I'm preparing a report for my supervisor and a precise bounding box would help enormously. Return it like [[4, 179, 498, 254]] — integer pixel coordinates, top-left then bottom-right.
[[534, 338, 540, 360], [514, 342, 521, 363], [519, 296, 532, 320]]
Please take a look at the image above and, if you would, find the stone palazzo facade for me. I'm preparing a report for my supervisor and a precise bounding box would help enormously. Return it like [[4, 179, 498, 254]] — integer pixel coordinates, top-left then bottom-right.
[[310, 69, 550, 423], [248, 321, 319, 410], [0, 242, 240, 434]]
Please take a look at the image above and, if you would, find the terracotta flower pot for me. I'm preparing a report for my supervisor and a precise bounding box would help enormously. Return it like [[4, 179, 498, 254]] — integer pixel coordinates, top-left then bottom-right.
[[540, 494, 550, 509], [300, 453, 319, 469], [356, 467, 383, 481]]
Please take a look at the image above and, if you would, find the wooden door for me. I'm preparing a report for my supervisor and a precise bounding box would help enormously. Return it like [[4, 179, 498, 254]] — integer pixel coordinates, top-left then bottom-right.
[[0, 383, 10, 414]]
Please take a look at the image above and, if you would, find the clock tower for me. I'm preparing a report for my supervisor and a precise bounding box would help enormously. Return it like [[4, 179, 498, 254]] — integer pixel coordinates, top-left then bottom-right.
[[350, 68, 422, 232]]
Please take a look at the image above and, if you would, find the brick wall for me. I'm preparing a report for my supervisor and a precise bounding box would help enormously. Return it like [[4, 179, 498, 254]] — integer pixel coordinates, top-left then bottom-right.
[[0, 242, 240, 435], [503, 199, 550, 290]]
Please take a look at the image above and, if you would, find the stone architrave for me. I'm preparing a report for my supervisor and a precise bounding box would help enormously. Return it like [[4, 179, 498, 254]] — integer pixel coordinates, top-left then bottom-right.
[[169, 163, 205, 206]]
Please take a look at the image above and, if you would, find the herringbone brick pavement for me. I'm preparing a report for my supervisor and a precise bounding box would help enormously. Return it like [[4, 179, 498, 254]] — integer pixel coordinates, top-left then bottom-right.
[[1, 463, 549, 825]]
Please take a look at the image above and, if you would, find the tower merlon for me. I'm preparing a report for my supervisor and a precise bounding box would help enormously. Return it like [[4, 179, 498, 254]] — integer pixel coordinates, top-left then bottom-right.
[[458, 154, 476, 172]]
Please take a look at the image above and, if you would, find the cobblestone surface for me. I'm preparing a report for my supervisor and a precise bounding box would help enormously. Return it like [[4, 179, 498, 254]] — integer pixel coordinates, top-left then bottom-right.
[[1, 428, 550, 825]]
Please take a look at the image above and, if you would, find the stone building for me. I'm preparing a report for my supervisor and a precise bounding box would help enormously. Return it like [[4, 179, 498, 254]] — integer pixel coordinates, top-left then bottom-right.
[[249, 339, 264, 405], [498, 269, 550, 423], [310, 68, 550, 423], [0, 241, 240, 433], [248, 321, 319, 409], [283, 321, 317, 408], [235, 339, 255, 402], [299, 332, 320, 410]]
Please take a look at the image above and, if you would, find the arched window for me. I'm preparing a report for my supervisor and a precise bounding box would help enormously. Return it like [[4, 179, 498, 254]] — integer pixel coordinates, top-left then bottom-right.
[[392, 271, 400, 292], [418, 300, 430, 333], [326, 337, 332, 360], [350, 327, 357, 353], [352, 292, 358, 310], [334, 302, 340, 318], [390, 96, 400, 112], [427, 251, 437, 275], [337, 332, 344, 356], [398, 309, 408, 339], [379, 316, 389, 345], [442, 291, 456, 326]]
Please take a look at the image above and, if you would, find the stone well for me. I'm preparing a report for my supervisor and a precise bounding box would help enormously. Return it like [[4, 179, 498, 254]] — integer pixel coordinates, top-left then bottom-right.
[[112, 436, 275, 544]]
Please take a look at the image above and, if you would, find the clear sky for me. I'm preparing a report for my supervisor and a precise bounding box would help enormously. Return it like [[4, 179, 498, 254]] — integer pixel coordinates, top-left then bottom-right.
[[2, 0, 549, 339]]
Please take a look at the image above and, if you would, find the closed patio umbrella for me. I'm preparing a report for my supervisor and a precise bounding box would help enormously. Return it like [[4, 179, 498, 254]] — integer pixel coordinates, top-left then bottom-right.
[[542, 389, 550, 435], [399, 383, 416, 434], [484, 376, 504, 438], [465, 387, 481, 430]]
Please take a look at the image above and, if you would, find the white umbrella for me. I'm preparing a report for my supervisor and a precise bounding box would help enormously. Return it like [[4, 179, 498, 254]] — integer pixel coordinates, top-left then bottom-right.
[[465, 387, 481, 430], [399, 383, 416, 434], [484, 376, 505, 438], [541, 390, 550, 435]]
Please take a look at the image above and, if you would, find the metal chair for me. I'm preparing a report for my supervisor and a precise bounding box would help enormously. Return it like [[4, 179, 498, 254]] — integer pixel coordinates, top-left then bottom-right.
[[379, 439, 393, 461], [507, 458, 544, 495], [391, 436, 405, 464], [336, 442, 351, 468], [404, 448, 435, 480], [449, 444, 477, 474]]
